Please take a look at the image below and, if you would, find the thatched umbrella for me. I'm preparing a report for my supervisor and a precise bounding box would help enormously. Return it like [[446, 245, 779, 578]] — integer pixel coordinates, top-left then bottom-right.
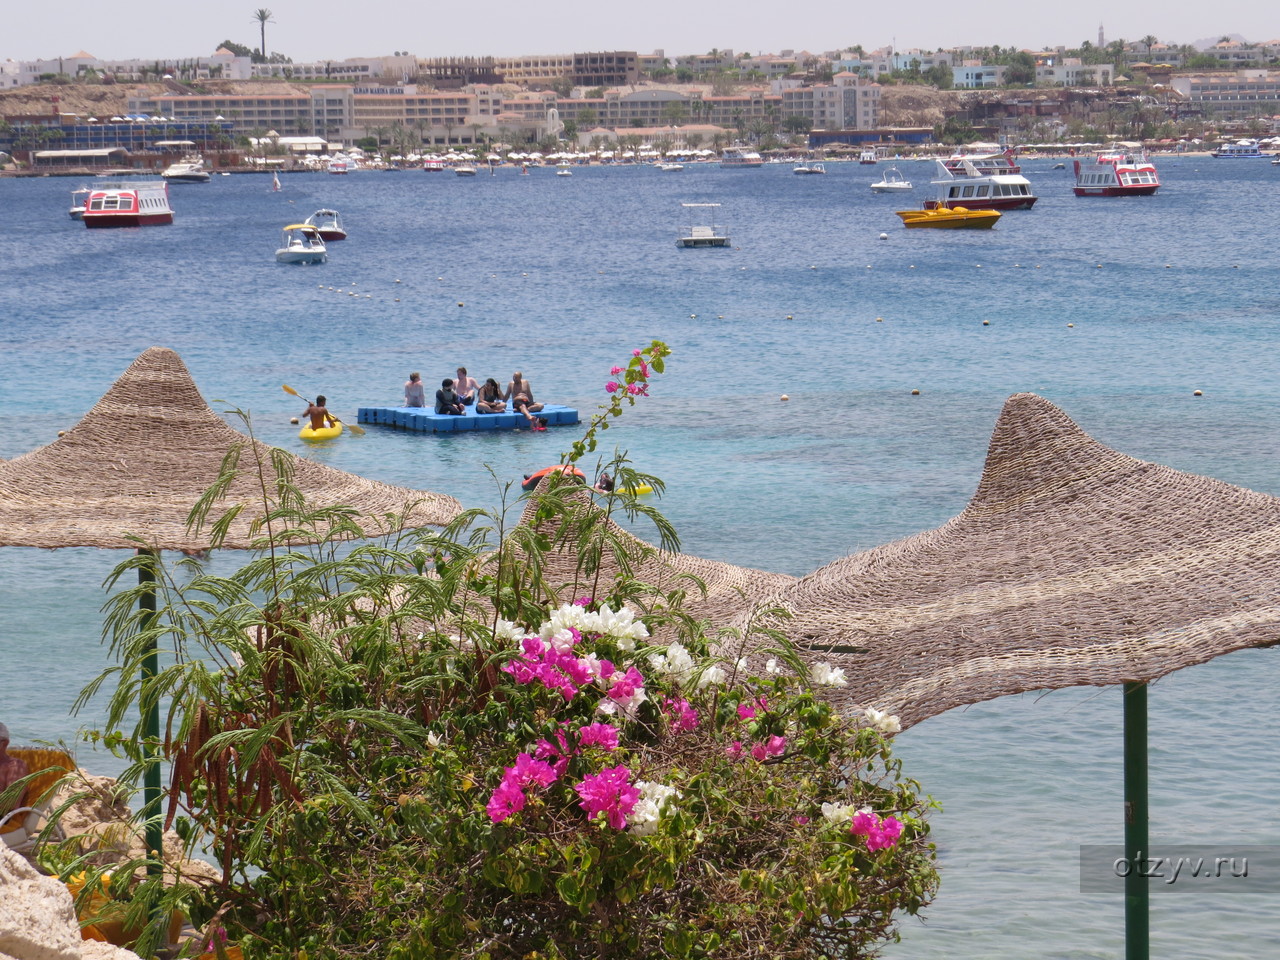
[[0, 346, 462, 863], [746, 393, 1280, 959], [516, 486, 795, 632]]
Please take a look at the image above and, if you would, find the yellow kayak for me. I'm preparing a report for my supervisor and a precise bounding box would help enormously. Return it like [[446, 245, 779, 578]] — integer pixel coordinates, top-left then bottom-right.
[[300, 421, 343, 440]]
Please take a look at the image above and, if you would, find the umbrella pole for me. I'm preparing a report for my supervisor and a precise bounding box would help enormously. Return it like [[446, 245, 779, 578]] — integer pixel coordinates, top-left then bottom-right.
[[1123, 681, 1149, 960], [139, 549, 163, 878]]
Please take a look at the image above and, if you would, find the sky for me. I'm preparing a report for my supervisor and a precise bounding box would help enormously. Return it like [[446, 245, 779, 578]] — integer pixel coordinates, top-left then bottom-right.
[[5, 0, 1277, 64]]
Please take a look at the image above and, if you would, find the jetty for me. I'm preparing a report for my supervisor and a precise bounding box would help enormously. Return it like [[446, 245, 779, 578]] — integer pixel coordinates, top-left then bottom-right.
[[357, 403, 579, 434]]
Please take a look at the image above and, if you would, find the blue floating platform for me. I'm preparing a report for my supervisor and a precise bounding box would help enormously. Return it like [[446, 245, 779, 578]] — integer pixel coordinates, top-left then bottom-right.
[[357, 404, 580, 434]]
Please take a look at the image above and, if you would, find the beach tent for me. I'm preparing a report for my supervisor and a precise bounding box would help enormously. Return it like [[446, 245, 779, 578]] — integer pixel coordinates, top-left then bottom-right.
[[743, 393, 1280, 960], [0, 347, 462, 864]]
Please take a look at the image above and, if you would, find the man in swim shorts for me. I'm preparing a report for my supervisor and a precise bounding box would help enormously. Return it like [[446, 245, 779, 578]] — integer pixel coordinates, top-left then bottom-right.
[[305, 396, 336, 430]]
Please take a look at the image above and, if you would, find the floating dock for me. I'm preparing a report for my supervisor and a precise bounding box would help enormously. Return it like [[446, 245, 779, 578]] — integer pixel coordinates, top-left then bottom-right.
[[357, 403, 580, 434]]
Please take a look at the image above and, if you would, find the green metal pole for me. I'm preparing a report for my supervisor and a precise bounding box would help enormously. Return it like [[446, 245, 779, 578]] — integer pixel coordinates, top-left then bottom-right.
[[1123, 680, 1149, 960], [139, 549, 163, 878]]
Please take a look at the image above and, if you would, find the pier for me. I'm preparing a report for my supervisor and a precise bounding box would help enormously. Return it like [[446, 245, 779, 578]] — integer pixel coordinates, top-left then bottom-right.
[[357, 403, 579, 433]]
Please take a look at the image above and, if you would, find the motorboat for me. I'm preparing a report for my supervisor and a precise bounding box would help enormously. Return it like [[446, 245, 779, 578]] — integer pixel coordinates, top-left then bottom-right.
[[939, 150, 1022, 175], [556, 164, 573, 177], [160, 155, 211, 183], [657, 162, 684, 171], [68, 187, 89, 220], [82, 180, 174, 228], [676, 203, 730, 248], [896, 205, 1001, 229], [454, 164, 477, 176], [793, 162, 826, 175], [275, 224, 327, 264], [720, 148, 763, 168], [305, 208, 347, 241], [930, 158, 1037, 211], [870, 167, 912, 192], [1073, 152, 1159, 196], [327, 155, 352, 174], [859, 149, 878, 165], [422, 157, 446, 172], [1211, 139, 1271, 159]]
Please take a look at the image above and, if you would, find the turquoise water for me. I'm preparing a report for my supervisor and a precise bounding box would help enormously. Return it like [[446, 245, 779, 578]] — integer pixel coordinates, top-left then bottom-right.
[[2, 158, 1279, 955]]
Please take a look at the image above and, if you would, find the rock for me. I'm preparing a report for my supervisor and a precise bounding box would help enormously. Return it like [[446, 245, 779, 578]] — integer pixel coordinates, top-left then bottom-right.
[[0, 843, 140, 960]]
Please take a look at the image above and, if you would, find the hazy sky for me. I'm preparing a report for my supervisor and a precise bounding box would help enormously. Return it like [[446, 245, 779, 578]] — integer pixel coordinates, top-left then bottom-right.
[[6, 1, 1275, 63]]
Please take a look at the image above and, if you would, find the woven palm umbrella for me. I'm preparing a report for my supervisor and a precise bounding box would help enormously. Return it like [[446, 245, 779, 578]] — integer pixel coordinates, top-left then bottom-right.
[[515, 486, 795, 632], [0, 346, 462, 863], [748, 392, 1280, 960]]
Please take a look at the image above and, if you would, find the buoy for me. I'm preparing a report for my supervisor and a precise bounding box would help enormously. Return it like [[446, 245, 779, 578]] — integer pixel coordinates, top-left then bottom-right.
[[395, 278, 402, 283], [458, 302, 464, 307], [1165, 265, 1172, 269], [780, 394, 790, 402], [982, 320, 990, 326], [1096, 264, 1103, 268], [1067, 323, 1074, 328], [786, 315, 793, 320], [523, 272, 528, 276], [911, 389, 920, 395], [437, 276, 443, 281], [975, 264, 982, 268], [290, 418, 299, 425], [875, 317, 883, 322], [395, 298, 401, 302], [690, 314, 696, 318], [879, 233, 888, 240], [810, 265, 816, 269], [57, 430, 66, 437], [718, 315, 724, 319], [1193, 390, 1203, 396], [318, 284, 324, 288], [909, 265, 915, 269]]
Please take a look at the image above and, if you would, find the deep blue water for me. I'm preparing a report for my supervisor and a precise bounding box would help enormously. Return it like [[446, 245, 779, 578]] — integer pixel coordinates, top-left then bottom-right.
[[2, 157, 1279, 956]]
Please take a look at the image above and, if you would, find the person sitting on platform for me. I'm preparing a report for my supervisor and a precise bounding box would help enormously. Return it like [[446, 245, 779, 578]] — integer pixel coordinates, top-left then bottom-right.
[[476, 378, 507, 414], [435, 378, 465, 416], [0, 722, 31, 814], [404, 372, 426, 407], [505, 371, 544, 426], [454, 367, 479, 406]]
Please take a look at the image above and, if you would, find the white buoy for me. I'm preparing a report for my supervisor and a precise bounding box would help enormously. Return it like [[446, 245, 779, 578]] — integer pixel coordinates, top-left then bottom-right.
[[879, 233, 888, 240], [289, 418, 299, 425], [982, 320, 990, 326], [780, 394, 790, 402], [1193, 389, 1203, 396]]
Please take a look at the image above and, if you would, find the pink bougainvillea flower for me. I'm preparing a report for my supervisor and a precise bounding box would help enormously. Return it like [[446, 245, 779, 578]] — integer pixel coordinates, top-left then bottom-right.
[[633, 349, 643, 357], [865, 816, 905, 851], [605, 381, 619, 393], [610, 366, 624, 375], [505, 751, 558, 789], [726, 740, 744, 759], [794, 815, 811, 825], [577, 722, 621, 751], [575, 765, 640, 829], [737, 702, 757, 721], [849, 809, 877, 837], [663, 697, 699, 732], [486, 780, 526, 823], [576, 596, 594, 608]]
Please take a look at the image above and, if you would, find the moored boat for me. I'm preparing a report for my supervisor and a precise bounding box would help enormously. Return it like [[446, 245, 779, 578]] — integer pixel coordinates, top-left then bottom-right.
[[454, 164, 477, 176], [305, 208, 347, 241], [327, 155, 352, 174], [1211, 139, 1272, 159], [676, 203, 730, 248], [422, 156, 446, 172], [160, 155, 211, 183], [793, 162, 826, 174], [720, 148, 763, 168], [896, 205, 1001, 229], [82, 180, 174, 228], [870, 166, 912, 192], [68, 187, 89, 220], [939, 150, 1022, 175], [1072, 152, 1159, 196], [859, 149, 878, 165], [930, 158, 1037, 211], [275, 224, 327, 264]]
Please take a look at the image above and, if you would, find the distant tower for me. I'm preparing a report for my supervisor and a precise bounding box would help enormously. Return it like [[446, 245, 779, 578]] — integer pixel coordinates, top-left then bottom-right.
[[1099, 23, 1105, 47]]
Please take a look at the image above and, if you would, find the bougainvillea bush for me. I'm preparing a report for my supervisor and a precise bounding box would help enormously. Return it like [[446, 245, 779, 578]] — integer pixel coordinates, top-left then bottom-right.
[[84, 342, 938, 959]]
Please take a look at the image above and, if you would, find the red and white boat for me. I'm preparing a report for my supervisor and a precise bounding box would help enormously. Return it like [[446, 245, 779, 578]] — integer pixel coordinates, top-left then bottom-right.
[[82, 180, 174, 228], [929, 158, 1037, 211], [939, 149, 1022, 176], [422, 156, 446, 172], [1072, 152, 1159, 196]]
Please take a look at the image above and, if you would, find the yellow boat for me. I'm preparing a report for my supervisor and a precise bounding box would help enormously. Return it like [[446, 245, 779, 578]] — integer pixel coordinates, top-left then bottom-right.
[[896, 205, 1001, 229], [299, 421, 343, 440]]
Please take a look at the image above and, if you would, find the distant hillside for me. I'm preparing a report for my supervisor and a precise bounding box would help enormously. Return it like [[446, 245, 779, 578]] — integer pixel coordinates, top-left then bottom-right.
[[0, 79, 312, 118]]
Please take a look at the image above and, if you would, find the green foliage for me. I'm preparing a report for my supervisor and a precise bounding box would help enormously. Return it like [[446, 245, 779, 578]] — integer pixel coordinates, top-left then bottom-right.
[[75, 341, 937, 958], [217, 39, 255, 59]]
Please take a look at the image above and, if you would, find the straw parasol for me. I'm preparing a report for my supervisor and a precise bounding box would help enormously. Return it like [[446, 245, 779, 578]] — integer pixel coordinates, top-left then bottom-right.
[[747, 392, 1280, 724], [516, 486, 795, 630], [746, 392, 1280, 959], [0, 346, 462, 868], [0, 346, 460, 547]]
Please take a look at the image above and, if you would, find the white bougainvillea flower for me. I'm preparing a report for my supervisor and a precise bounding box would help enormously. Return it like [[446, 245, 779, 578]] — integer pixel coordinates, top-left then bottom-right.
[[628, 781, 681, 836], [821, 801, 855, 823], [810, 662, 848, 687], [863, 708, 902, 736]]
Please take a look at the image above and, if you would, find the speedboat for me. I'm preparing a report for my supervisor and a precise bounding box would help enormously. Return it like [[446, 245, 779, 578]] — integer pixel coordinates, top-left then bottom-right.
[[82, 180, 174, 228], [676, 203, 730, 248], [896, 205, 1001, 229], [305, 208, 347, 241], [793, 162, 826, 174], [68, 187, 89, 220], [657, 162, 684, 171], [327, 155, 352, 174], [276, 224, 327, 264], [870, 167, 912, 192], [859, 149, 878, 165], [930, 158, 1037, 211], [1073, 152, 1159, 196], [556, 164, 573, 177], [454, 164, 477, 176], [1211, 139, 1271, 159], [161, 155, 211, 183]]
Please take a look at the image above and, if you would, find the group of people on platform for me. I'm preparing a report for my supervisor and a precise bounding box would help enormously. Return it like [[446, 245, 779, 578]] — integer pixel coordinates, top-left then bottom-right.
[[404, 367, 546, 428]]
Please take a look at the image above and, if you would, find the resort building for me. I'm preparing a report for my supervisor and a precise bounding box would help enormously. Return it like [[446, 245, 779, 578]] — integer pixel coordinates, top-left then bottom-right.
[[1035, 59, 1114, 87], [492, 52, 639, 87], [1169, 70, 1280, 117], [775, 73, 880, 129], [952, 63, 1006, 88]]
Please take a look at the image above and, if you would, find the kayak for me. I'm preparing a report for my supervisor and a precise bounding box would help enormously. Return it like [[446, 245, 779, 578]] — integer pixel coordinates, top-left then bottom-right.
[[300, 421, 344, 440]]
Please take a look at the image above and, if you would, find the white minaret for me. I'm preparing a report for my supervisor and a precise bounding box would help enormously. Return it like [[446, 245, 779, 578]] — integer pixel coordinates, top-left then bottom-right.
[[1098, 23, 1105, 47]]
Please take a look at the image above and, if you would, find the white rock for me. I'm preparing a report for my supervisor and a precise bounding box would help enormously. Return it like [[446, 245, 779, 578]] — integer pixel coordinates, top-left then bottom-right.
[[0, 842, 83, 960]]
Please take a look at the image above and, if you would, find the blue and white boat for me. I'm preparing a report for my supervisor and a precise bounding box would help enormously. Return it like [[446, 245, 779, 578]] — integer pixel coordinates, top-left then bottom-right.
[[1211, 139, 1272, 158]]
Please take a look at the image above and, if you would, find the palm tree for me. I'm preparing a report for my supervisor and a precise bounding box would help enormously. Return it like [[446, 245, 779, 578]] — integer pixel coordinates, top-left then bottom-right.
[[253, 9, 274, 60]]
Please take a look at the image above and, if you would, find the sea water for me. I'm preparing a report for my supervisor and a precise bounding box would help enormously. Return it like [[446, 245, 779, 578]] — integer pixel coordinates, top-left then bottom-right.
[[1, 158, 1278, 956]]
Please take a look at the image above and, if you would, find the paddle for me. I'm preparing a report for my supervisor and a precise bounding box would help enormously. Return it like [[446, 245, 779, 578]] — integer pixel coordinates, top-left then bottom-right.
[[282, 384, 366, 435]]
